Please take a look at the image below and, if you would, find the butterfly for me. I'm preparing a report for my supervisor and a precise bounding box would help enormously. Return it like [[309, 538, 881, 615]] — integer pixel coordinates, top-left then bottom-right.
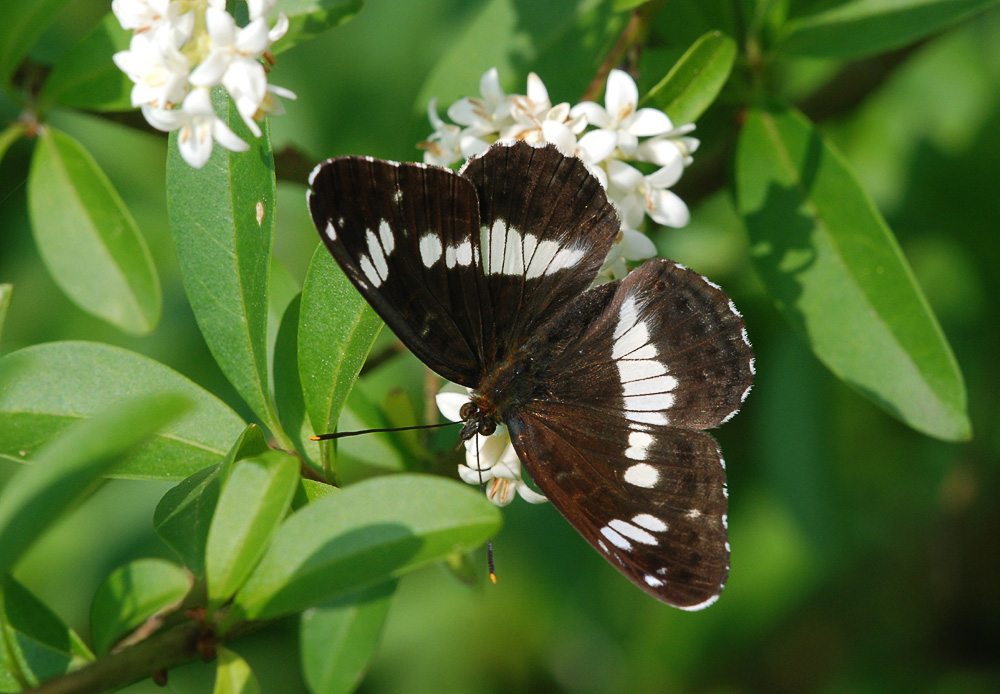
[[307, 141, 754, 610]]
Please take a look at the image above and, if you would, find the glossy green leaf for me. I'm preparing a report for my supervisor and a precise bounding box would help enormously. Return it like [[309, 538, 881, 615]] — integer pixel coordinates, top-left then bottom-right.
[[300, 581, 396, 694], [229, 475, 501, 624], [206, 452, 300, 607], [292, 479, 338, 509], [641, 30, 736, 125], [299, 247, 382, 472], [274, 294, 317, 464], [270, 0, 363, 55], [0, 0, 72, 89], [28, 127, 161, 335], [166, 88, 280, 435], [0, 574, 93, 691], [0, 342, 246, 480], [0, 285, 11, 348], [214, 647, 260, 694], [153, 424, 270, 575], [735, 102, 970, 441], [0, 393, 191, 575], [89, 558, 192, 655], [37, 13, 132, 113], [780, 0, 1000, 59]]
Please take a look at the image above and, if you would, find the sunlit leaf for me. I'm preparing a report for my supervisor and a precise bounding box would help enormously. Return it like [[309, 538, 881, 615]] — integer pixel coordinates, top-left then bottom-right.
[[780, 0, 1000, 59], [298, 247, 382, 475], [300, 581, 396, 694], [28, 127, 161, 334], [0, 393, 191, 575], [89, 559, 192, 655], [228, 475, 500, 624], [0, 574, 93, 691], [206, 451, 300, 607], [641, 30, 736, 124], [271, 0, 363, 54], [153, 424, 270, 575], [166, 88, 279, 434], [213, 647, 260, 694], [0, 285, 11, 349], [0, 342, 245, 480], [735, 101, 970, 441]]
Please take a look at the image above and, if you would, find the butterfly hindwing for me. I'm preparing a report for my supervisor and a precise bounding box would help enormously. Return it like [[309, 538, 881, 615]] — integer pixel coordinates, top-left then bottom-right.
[[507, 407, 729, 609], [308, 155, 492, 385]]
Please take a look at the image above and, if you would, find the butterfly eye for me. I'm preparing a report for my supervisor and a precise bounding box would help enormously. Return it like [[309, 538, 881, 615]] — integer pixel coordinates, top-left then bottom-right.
[[459, 401, 477, 420], [479, 418, 497, 436]]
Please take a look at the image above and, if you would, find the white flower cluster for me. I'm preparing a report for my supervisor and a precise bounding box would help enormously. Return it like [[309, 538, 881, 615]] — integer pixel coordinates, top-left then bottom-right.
[[112, 0, 296, 168], [421, 67, 700, 280], [436, 386, 547, 507]]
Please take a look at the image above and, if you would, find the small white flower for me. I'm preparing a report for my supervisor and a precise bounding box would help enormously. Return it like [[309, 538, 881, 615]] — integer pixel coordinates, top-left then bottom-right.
[[607, 158, 690, 229], [143, 88, 248, 168], [246, 0, 277, 21], [436, 386, 547, 507], [420, 98, 464, 167], [571, 69, 675, 157], [447, 67, 512, 139], [112, 0, 170, 32], [113, 30, 190, 109]]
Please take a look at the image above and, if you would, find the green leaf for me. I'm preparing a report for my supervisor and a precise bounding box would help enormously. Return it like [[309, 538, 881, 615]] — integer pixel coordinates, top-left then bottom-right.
[[0, 284, 11, 349], [299, 247, 382, 474], [27, 127, 161, 335], [292, 479, 338, 509], [300, 581, 396, 694], [641, 30, 737, 125], [270, 0, 363, 55], [206, 451, 300, 608], [154, 424, 270, 575], [735, 101, 970, 441], [0, 393, 191, 575], [166, 88, 280, 436], [0, 123, 26, 170], [779, 0, 1000, 59], [213, 647, 260, 694], [229, 475, 501, 624], [612, 0, 653, 10], [37, 13, 132, 114], [0, 0, 72, 89], [0, 574, 93, 691], [0, 342, 246, 480], [274, 294, 317, 464], [89, 558, 192, 655]]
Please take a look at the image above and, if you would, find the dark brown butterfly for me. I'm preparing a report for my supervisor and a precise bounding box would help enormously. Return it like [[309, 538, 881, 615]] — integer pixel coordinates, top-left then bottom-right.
[[307, 141, 753, 609]]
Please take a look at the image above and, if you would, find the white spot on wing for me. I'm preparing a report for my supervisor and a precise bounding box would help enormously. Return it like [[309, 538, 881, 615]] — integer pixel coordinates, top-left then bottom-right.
[[525, 239, 560, 278], [455, 240, 473, 266], [325, 221, 337, 241], [547, 247, 585, 274], [599, 526, 633, 551], [358, 255, 381, 287], [625, 410, 670, 425], [379, 220, 394, 253], [366, 230, 388, 280], [612, 321, 649, 359], [608, 519, 657, 545], [676, 594, 720, 612], [624, 431, 653, 461], [624, 393, 675, 411], [644, 575, 664, 588], [617, 360, 667, 382], [501, 225, 526, 275], [445, 246, 457, 268], [624, 463, 659, 488], [623, 375, 677, 396], [419, 234, 442, 267], [614, 296, 640, 340], [632, 514, 668, 532]]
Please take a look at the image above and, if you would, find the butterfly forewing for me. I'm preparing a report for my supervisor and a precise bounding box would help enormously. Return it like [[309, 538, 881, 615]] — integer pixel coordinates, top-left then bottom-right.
[[460, 143, 619, 363], [308, 156, 491, 385], [508, 409, 729, 609]]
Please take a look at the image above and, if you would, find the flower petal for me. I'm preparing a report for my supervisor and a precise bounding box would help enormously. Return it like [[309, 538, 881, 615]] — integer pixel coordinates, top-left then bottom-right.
[[648, 189, 690, 227], [577, 128, 618, 164], [435, 391, 468, 422], [623, 108, 673, 137], [604, 69, 638, 123], [620, 228, 657, 261], [526, 72, 548, 106], [517, 482, 547, 504], [541, 120, 577, 154], [606, 158, 643, 190], [645, 159, 684, 189], [570, 101, 609, 129]]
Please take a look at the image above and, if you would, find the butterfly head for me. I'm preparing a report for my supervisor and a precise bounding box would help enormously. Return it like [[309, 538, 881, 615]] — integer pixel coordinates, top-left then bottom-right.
[[458, 400, 498, 441]]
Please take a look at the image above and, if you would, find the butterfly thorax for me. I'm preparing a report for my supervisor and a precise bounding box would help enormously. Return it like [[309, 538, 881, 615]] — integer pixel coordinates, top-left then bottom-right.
[[459, 346, 542, 440]]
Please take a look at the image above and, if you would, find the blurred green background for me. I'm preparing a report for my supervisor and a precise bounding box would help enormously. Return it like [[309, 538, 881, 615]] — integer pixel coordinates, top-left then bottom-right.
[[1, 1, 999, 692]]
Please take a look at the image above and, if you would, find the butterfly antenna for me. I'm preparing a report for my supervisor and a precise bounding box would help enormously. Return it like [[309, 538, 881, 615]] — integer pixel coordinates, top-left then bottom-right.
[[310, 421, 460, 440], [473, 437, 497, 584]]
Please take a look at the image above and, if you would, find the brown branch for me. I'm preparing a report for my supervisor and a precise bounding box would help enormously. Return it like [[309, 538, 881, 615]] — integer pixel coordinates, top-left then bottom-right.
[[582, 1, 668, 102]]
